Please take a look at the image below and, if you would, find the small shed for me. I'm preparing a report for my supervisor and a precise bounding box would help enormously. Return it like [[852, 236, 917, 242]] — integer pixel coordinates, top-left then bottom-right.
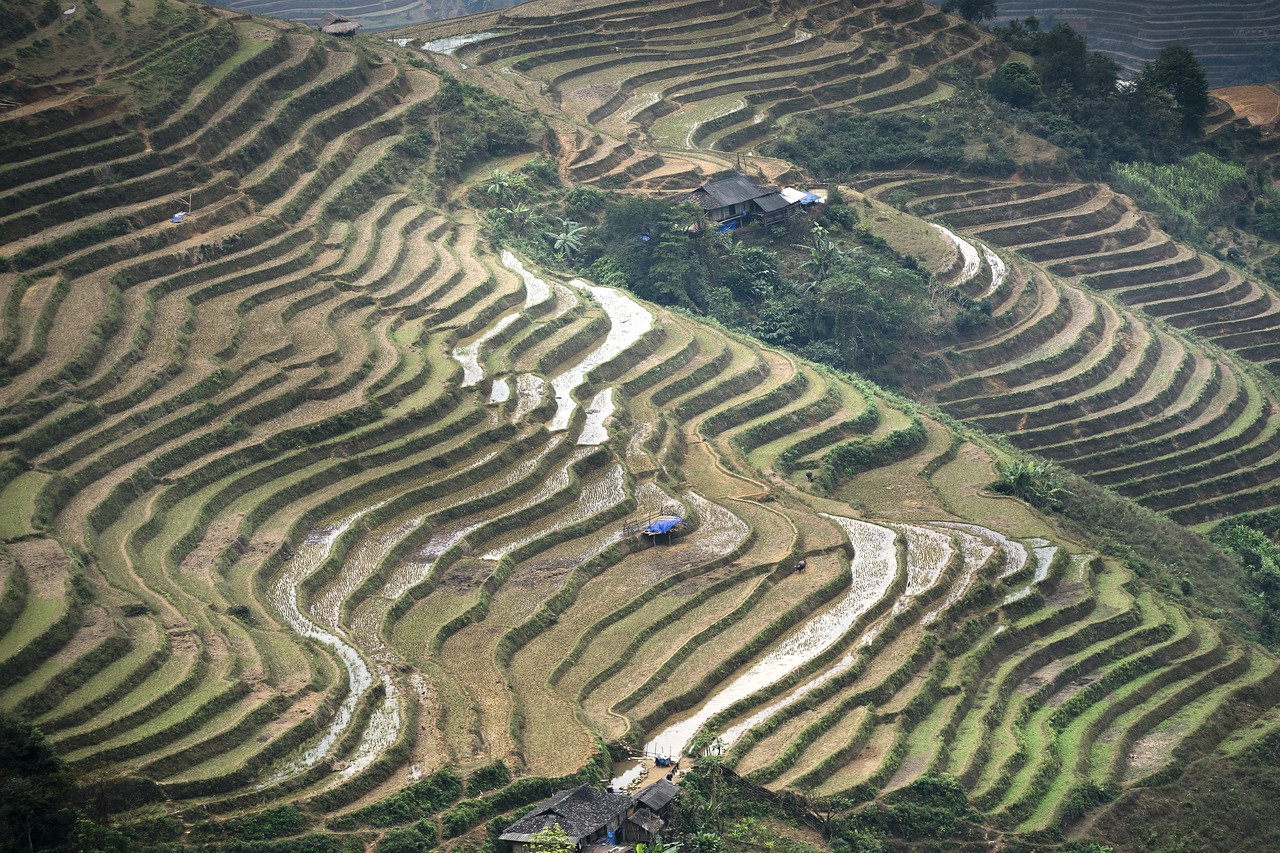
[[634, 778, 680, 817], [616, 807, 664, 846], [318, 12, 360, 35], [780, 187, 824, 208]]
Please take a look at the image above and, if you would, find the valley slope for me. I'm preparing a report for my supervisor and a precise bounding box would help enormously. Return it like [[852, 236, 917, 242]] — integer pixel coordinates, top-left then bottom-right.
[[1, 1, 1278, 850]]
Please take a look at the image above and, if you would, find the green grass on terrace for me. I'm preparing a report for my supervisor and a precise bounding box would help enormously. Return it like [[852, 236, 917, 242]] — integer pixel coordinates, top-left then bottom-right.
[[0, 472, 48, 541]]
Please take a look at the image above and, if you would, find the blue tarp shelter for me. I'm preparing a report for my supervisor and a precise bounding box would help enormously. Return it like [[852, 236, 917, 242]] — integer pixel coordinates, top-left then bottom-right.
[[644, 517, 683, 535]]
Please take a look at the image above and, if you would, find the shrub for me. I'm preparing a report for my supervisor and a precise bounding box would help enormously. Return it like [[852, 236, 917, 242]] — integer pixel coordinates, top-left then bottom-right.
[[377, 824, 436, 852], [465, 761, 511, 796]]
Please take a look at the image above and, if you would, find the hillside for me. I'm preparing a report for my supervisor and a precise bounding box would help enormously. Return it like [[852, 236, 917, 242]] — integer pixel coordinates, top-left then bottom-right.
[[403, 0, 1280, 527], [2, 1, 1280, 851], [994, 0, 1280, 88]]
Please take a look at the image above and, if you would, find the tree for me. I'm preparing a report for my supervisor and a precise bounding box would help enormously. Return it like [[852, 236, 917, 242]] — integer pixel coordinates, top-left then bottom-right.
[[1036, 23, 1089, 100], [794, 224, 844, 284], [1137, 44, 1210, 135], [0, 713, 75, 852], [502, 202, 535, 237], [483, 169, 527, 206], [941, 0, 997, 23], [529, 822, 574, 853], [546, 217, 586, 260], [987, 61, 1045, 109], [686, 831, 723, 852]]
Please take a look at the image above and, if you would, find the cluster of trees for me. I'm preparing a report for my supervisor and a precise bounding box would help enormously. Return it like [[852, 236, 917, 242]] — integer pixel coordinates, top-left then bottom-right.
[[478, 156, 977, 386], [1211, 523, 1280, 645], [1111, 152, 1249, 239], [990, 19, 1210, 165], [577, 192, 976, 385], [1, 712, 132, 853], [766, 108, 1017, 181], [939, 0, 997, 23]]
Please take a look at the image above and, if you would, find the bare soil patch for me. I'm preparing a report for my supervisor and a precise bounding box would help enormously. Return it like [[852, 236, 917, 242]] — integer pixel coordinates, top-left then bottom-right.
[[178, 514, 245, 578], [1215, 85, 1280, 127], [435, 557, 492, 593], [8, 538, 70, 598]]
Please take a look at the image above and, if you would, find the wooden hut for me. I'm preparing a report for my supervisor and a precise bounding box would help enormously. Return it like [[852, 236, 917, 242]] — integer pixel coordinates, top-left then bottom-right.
[[318, 12, 360, 35]]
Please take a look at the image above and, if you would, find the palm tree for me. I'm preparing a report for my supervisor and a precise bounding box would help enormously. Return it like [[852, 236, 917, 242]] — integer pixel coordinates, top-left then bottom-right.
[[546, 217, 586, 260], [794, 224, 844, 283], [992, 459, 1072, 509], [483, 169, 523, 205], [503, 203, 534, 237], [635, 838, 682, 853]]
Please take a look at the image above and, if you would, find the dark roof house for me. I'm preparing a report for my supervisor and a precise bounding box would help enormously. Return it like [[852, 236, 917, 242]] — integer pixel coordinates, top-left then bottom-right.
[[318, 12, 360, 35], [499, 784, 635, 851], [680, 174, 798, 228]]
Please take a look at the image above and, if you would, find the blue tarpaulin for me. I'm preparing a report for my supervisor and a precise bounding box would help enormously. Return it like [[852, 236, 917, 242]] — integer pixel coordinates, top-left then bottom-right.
[[645, 517, 683, 535], [716, 219, 739, 233]]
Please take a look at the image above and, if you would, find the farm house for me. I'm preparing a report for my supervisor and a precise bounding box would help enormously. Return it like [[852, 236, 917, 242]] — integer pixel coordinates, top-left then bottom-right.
[[680, 174, 798, 229], [498, 781, 679, 851]]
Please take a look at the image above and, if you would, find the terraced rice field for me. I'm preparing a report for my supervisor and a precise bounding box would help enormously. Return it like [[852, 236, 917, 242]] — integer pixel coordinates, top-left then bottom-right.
[[996, 0, 1280, 88], [857, 173, 1280, 525], [402, 0, 1010, 193], [207, 0, 520, 32], [2, 0, 1279, 846]]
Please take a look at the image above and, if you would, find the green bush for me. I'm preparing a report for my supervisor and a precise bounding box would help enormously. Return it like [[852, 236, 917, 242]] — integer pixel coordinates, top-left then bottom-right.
[[466, 761, 512, 796], [377, 824, 437, 852]]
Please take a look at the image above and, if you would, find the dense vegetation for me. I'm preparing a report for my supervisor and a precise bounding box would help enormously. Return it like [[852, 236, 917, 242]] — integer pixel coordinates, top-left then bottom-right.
[[481, 175, 983, 387]]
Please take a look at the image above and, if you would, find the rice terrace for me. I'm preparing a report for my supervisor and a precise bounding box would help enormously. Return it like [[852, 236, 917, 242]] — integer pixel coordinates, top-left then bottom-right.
[[3, 0, 1280, 851]]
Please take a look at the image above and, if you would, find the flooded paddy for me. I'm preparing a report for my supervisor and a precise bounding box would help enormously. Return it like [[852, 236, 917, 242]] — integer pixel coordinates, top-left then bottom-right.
[[453, 314, 520, 387], [981, 245, 1007, 298], [500, 250, 553, 309], [420, 32, 505, 55], [264, 505, 387, 784], [923, 527, 997, 625], [931, 223, 981, 285], [888, 523, 955, 615], [610, 758, 646, 790], [578, 387, 616, 446], [935, 521, 1028, 579], [452, 253, 554, 387], [513, 374, 545, 422], [489, 377, 510, 403], [646, 515, 897, 756], [482, 462, 625, 561], [683, 492, 749, 562], [1003, 537, 1059, 604], [549, 280, 652, 431]]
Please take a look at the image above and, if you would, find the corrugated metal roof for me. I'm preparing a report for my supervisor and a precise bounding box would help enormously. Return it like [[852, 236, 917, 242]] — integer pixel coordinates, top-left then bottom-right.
[[635, 778, 679, 812], [754, 192, 790, 212], [696, 175, 774, 208]]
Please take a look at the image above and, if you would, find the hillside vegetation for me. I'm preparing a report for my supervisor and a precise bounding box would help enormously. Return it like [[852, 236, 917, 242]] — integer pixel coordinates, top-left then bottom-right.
[[1, 0, 1279, 851]]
